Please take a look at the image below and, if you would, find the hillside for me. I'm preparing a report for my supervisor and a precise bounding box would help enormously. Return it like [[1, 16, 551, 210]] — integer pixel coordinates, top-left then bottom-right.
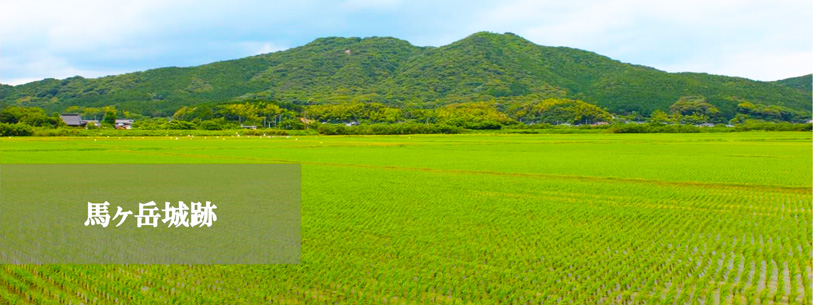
[[1, 32, 810, 117], [774, 74, 812, 93]]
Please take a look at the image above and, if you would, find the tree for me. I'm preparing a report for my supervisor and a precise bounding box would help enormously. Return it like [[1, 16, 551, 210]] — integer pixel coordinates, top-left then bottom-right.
[[173, 106, 196, 121], [0, 106, 58, 127], [82, 107, 103, 121], [260, 103, 282, 128], [668, 96, 719, 122], [529, 98, 612, 125], [199, 119, 224, 130], [434, 102, 515, 128], [224, 103, 260, 124], [102, 106, 117, 125], [648, 110, 670, 125]]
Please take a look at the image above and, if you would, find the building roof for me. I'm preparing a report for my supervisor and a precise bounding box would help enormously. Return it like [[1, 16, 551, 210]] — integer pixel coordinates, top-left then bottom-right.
[[60, 114, 86, 126], [115, 119, 134, 124]]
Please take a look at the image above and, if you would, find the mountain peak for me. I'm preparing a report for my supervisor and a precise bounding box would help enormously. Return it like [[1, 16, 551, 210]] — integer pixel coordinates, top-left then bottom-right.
[[1, 32, 810, 117], [458, 31, 531, 44]]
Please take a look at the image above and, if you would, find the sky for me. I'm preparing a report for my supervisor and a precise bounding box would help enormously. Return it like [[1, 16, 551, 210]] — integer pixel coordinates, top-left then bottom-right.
[[1, 0, 811, 86]]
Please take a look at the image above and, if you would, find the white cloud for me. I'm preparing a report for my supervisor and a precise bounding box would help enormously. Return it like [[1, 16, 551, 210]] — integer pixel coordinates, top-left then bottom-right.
[[476, 0, 813, 80], [0, 50, 125, 85], [251, 42, 288, 55], [1, 0, 174, 51], [660, 49, 813, 81], [1, 78, 42, 86], [0, 0, 809, 83]]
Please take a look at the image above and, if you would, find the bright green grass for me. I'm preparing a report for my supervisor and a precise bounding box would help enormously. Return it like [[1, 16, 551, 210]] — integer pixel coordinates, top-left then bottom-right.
[[1, 132, 811, 304]]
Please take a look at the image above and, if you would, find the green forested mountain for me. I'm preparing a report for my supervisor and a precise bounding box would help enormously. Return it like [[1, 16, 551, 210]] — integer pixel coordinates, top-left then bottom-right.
[[773, 74, 812, 93], [1, 32, 810, 117]]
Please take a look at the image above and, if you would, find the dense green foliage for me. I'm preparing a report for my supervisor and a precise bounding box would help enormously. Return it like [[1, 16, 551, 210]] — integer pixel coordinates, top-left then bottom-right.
[[2, 33, 810, 118], [3, 96, 810, 138], [0, 123, 34, 136], [608, 121, 812, 133], [773, 74, 812, 93], [0, 106, 62, 127], [508, 98, 613, 125], [316, 123, 462, 135], [306, 103, 402, 123], [732, 101, 810, 123], [0, 133, 810, 303]]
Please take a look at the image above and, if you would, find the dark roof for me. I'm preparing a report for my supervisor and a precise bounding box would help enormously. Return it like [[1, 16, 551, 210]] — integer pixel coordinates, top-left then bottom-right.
[[60, 114, 86, 126]]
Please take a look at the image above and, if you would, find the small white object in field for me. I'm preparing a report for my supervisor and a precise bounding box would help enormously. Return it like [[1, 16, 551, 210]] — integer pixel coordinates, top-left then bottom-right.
[[295, 138, 298, 141], [175, 137, 179, 140]]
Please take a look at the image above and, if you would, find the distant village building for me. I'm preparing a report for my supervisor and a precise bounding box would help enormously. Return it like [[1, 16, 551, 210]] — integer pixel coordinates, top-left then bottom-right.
[[84, 120, 101, 127], [115, 119, 134, 129], [696, 123, 715, 127], [590, 122, 609, 126], [344, 121, 359, 127], [241, 125, 257, 130], [59, 114, 87, 127]]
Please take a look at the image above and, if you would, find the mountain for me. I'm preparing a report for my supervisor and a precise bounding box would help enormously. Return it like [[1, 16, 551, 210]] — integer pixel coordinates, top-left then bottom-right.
[[1, 32, 810, 118], [773, 74, 812, 93]]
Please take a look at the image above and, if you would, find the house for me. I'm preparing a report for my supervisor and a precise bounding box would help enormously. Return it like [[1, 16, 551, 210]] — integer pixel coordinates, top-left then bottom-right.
[[344, 121, 359, 127], [59, 114, 86, 127], [84, 120, 101, 127], [115, 119, 134, 129], [590, 122, 609, 126], [696, 123, 715, 127], [241, 125, 257, 130]]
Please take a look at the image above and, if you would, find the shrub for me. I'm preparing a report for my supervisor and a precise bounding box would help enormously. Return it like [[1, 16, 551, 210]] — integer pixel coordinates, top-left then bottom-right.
[[608, 123, 703, 133], [317, 123, 462, 135], [199, 120, 224, 130], [0, 122, 34, 136], [167, 120, 197, 130]]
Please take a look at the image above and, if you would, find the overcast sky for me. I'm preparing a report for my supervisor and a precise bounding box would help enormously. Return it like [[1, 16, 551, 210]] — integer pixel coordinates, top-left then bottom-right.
[[1, 0, 811, 85]]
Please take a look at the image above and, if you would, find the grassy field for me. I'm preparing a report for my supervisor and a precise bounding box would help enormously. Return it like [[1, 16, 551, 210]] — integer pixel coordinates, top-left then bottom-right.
[[0, 132, 811, 304]]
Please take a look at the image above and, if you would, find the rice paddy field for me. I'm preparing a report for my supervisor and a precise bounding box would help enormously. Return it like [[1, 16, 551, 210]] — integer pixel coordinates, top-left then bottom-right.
[[0, 132, 811, 304]]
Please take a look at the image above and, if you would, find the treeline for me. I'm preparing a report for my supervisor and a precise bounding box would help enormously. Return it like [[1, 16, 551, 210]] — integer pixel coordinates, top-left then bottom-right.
[[1, 96, 810, 136], [317, 123, 461, 135], [608, 121, 812, 133]]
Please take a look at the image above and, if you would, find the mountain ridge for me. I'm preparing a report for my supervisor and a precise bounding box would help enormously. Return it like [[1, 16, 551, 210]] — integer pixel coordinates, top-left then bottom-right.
[[1, 32, 810, 118]]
